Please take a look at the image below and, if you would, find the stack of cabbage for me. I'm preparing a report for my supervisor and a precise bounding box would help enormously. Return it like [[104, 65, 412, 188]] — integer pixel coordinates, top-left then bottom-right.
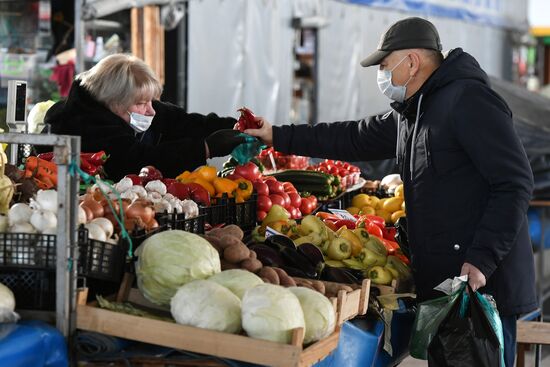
[[135, 230, 336, 344]]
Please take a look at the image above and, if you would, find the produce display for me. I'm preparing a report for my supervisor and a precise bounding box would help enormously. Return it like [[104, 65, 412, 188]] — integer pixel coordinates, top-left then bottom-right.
[[346, 183, 405, 225], [257, 147, 310, 171], [307, 159, 361, 191], [269, 170, 340, 201]]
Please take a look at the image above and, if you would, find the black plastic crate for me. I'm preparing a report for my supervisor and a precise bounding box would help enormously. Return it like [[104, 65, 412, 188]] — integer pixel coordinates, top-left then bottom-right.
[[78, 228, 126, 282], [0, 268, 56, 310], [202, 195, 231, 226], [227, 194, 257, 232], [0, 232, 57, 268], [156, 211, 205, 234]]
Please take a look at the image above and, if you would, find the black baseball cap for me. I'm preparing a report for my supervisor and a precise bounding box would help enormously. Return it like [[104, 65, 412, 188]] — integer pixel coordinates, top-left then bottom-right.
[[360, 17, 442, 67]]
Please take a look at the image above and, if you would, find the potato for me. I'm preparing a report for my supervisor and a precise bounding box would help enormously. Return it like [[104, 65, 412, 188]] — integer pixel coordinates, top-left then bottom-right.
[[258, 267, 279, 285], [221, 259, 239, 270], [272, 267, 295, 287], [204, 235, 223, 254], [219, 235, 243, 250], [310, 280, 326, 295], [224, 243, 250, 263], [207, 227, 225, 238], [293, 278, 313, 287], [221, 224, 244, 241], [249, 250, 257, 260], [241, 258, 263, 273]]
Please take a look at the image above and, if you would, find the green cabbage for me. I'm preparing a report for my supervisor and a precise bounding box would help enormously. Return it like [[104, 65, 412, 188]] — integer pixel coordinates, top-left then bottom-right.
[[170, 280, 242, 333], [288, 287, 336, 343], [208, 269, 264, 299], [242, 284, 305, 343], [0, 282, 15, 311], [135, 230, 221, 305]]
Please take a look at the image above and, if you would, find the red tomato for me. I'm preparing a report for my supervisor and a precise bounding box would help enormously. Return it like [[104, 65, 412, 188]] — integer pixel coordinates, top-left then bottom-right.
[[338, 168, 349, 177], [234, 162, 261, 181], [257, 210, 267, 222], [294, 208, 302, 219], [288, 192, 302, 208], [308, 195, 318, 208], [300, 197, 315, 215], [278, 192, 291, 208], [266, 180, 284, 194], [283, 182, 297, 193], [289, 206, 299, 219], [269, 194, 285, 207], [257, 195, 272, 213], [253, 181, 269, 196], [329, 167, 339, 175]]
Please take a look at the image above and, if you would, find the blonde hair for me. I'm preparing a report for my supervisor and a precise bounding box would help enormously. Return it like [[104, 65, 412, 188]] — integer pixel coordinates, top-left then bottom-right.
[[77, 54, 163, 112]]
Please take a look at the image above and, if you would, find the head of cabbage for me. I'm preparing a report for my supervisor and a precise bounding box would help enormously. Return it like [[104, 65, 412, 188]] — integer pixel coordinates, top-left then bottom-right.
[[241, 284, 305, 344], [208, 269, 263, 300], [288, 287, 336, 344], [170, 279, 242, 333], [135, 230, 221, 305], [0, 282, 19, 323]]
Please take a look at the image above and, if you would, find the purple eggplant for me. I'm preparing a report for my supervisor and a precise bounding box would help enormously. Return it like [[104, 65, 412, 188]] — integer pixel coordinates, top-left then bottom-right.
[[280, 247, 318, 279], [249, 244, 284, 267], [297, 243, 324, 268], [264, 235, 296, 251], [321, 266, 361, 284]]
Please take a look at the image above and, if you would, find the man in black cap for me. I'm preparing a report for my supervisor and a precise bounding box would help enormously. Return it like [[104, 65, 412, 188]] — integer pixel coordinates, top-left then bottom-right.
[[246, 17, 535, 366]]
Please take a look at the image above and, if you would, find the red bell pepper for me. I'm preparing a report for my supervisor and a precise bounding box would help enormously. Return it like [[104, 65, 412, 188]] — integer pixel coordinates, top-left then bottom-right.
[[364, 215, 386, 230], [37, 152, 54, 161], [382, 226, 397, 241], [381, 238, 399, 255], [186, 183, 211, 207], [394, 252, 411, 265], [315, 212, 340, 221], [333, 219, 356, 230], [234, 162, 261, 182], [357, 217, 384, 238], [323, 219, 338, 232], [167, 182, 191, 200], [80, 157, 99, 175]]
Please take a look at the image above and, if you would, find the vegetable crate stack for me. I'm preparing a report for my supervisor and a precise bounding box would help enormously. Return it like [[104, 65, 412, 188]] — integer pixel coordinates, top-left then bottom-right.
[[76, 228, 370, 367]]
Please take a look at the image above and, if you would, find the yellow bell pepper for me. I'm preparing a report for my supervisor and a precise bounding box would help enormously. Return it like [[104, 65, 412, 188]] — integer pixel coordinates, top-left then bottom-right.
[[234, 178, 253, 201], [194, 165, 217, 182], [213, 177, 238, 197], [193, 177, 216, 197], [176, 170, 191, 182], [337, 227, 363, 257]]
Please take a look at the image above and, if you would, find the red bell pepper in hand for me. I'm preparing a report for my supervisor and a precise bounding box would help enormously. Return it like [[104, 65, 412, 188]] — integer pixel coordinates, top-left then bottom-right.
[[235, 107, 262, 132], [80, 157, 99, 175]]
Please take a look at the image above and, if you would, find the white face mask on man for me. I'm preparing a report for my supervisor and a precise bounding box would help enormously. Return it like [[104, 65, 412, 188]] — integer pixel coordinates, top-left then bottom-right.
[[128, 111, 154, 133], [377, 55, 413, 103]]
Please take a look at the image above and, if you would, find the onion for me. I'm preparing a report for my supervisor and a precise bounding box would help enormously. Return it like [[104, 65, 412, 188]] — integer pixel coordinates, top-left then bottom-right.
[[35, 189, 58, 212], [30, 209, 57, 233], [102, 200, 121, 217], [126, 202, 155, 223], [81, 198, 104, 218], [123, 217, 146, 232], [78, 206, 88, 224], [91, 217, 114, 239], [85, 222, 107, 242], [8, 203, 32, 226], [9, 222, 36, 233], [146, 218, 159, 231], [80, 205, 94, 222]]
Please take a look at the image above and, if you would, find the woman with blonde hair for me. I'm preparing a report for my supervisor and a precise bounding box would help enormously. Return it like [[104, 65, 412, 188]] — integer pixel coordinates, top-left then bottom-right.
[[42, 54, 243, 180]]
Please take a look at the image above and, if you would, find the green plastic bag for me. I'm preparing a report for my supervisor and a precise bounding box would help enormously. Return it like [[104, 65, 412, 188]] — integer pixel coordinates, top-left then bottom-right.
[[409, 284, 464, 360], [231, 134, 266, 165]]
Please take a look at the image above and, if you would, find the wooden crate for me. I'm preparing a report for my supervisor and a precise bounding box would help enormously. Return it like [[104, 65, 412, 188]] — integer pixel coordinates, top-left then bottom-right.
[[77, 288, 342, 367], [292, 277, 370, 325]]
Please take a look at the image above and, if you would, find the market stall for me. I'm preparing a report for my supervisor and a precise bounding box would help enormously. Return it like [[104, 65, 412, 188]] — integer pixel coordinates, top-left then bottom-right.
[[0, 127, 415, 367]]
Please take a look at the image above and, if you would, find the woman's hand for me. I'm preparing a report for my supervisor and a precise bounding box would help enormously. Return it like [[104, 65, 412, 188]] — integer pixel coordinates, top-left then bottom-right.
[[244, 117, 273, 146]]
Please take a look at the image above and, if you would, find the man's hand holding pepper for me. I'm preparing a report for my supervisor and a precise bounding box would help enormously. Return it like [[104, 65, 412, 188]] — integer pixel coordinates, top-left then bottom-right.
[[244, 117, 273, 146]]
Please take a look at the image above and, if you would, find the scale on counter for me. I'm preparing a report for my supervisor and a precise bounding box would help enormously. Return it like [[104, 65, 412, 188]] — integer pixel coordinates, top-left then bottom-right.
[[6, 80, 28, 164]]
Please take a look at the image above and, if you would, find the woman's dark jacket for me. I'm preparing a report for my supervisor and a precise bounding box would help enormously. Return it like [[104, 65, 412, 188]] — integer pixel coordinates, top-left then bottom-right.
[[42, 80, 235, 181]]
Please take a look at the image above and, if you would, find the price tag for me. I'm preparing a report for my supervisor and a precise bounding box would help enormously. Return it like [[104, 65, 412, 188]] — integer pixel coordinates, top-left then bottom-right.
[[265, 226, 283, 239], [329, 209, 357, 221]]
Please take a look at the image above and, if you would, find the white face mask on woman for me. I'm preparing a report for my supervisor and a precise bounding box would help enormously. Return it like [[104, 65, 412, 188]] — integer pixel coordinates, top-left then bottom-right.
[[128, 111, 154, 132], [377, 55, 412, 103]]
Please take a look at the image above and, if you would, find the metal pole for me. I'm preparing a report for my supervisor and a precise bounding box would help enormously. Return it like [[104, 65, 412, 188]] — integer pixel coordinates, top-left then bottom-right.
[[75, 0, 85, 74], [176, 1, 188, 109]]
